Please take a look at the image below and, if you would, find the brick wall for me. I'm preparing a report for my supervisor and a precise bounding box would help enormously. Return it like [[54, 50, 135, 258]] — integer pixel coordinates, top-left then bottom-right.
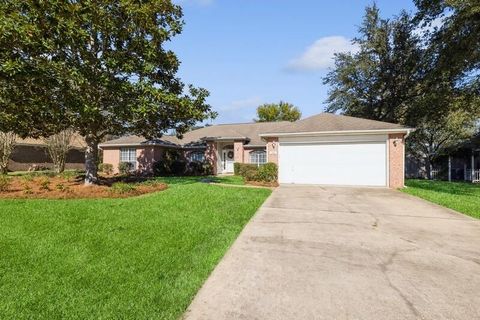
[[388, 133, 406, 188], [8, 145, 85, 171], [266, 137, 279, 164]]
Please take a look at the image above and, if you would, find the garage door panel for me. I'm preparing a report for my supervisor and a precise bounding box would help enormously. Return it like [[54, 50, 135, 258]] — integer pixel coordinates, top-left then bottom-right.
[[279, 142, 387, 186]]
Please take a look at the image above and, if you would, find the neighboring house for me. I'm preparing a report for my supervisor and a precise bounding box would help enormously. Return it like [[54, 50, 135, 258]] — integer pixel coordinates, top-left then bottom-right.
[[9, 135, 86, 171], [99, 113, 412, 188]]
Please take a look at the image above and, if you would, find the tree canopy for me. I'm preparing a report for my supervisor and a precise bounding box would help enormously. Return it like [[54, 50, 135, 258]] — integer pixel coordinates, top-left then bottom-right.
[[0, 0, 216, 183], [255, 101, 301, 122], [324, 3, 480, 174]]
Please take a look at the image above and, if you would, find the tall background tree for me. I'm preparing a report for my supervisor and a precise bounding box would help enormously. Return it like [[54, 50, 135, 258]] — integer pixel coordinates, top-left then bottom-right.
[[0, 132, 16, 174], [44, 129, 75, 174], [255, 101, 301, 122], [324, 4, 479, 177], [0, 0, 216, 184]]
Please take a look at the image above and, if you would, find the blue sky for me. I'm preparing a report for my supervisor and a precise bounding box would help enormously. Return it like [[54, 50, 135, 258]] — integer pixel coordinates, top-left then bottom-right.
[[170, 0, 417, 124]]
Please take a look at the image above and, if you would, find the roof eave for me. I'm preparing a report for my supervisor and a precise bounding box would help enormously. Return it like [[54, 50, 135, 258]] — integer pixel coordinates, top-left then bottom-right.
[[259, 128, 414, 138], [98, 142, 182, 149]]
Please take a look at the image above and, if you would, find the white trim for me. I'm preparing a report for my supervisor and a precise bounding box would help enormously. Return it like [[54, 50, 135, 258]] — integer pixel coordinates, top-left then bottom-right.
[[386, 137, 390, 188], [260, 128, 412, 138], [279, 139, 385, 145]]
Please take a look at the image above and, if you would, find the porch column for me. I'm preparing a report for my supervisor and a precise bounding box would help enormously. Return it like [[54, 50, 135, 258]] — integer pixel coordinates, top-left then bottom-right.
[[448, 155, 451, 182], [472, 152, 475, 182], [266, 137, 279, 164], [206, 141, 218, 175], [233, 140, 244, 164]]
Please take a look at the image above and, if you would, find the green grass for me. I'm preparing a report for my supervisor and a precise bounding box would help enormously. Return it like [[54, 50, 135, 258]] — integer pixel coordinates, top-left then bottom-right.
[[209, 175, 245, 185], [402, 179, 480, 219], [0, 177, 271, 319]]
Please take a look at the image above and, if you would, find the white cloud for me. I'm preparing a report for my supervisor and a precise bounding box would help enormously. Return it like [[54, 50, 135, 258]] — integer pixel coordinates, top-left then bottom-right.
[[287, 36, 359, 72], [214, 96, 264, 123], [219, 96, 263, 112]]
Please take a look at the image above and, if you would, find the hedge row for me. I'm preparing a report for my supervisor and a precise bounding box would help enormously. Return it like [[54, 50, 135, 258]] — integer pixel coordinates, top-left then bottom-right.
[[234, 162, 278, 182]]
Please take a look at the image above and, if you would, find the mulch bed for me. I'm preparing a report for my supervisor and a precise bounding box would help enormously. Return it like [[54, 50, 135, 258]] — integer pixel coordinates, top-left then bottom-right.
[[0, 175, 167, 199], [245, 180, 279, 188]]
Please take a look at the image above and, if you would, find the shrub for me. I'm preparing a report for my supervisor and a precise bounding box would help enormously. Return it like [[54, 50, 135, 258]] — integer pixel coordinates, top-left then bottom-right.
[[110, 182, 136, 194], [59, 170, 79, 181], [0, 175, 11, 192], [118, 162, 133, 175], [170, 160, 187, 175], [235, 162, 278, 182], [186, 161, 203, 176], [234, 162, 241, 175], [153, 160, 167, 176], [237, 164, 258, 179], [256, 163, 278, 182], [23, 183, 33, 194], [39, 177, 51, 191], [98, 163, 113, 175], [202, 161, 214, 176]]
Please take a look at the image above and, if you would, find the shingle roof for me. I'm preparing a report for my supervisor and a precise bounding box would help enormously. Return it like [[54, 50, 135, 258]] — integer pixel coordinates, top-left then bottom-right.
[[99, 113, 409, 148], [261, 113, 407, 135], [16, 134, 87, 149]]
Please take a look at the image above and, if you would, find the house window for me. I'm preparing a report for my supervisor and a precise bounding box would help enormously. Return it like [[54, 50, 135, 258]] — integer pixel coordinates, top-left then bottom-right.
[[120, 147, 137, 169], [250, 150, 267, 166], [189, 151, 205, 162]]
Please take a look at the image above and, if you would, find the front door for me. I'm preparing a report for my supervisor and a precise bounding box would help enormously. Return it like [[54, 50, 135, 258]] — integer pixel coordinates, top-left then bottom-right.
[[222, 149, 234, 173]]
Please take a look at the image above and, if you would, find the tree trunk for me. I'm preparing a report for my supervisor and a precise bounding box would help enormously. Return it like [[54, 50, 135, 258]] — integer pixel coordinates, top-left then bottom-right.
[[426, 158, 434, 180], [84, 136, 99, 185]]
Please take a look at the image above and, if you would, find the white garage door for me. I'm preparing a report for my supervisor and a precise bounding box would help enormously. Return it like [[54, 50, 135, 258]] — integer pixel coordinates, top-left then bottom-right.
[[278, 142, 387, 186]]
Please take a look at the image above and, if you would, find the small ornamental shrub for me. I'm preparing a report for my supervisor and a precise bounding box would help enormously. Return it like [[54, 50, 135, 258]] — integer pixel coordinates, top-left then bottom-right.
[[98, 163, 113, 175], [0, 175, 11, 192], [202, 161, 214, 175], [23, 183, 33, 194], [255, 163, 278, 182], [118, 162, 134, 175], [55, 183, 68, 192], [39, 177, 51, 191], [110, 182, 136, 194], [59, 170, 79, 181]]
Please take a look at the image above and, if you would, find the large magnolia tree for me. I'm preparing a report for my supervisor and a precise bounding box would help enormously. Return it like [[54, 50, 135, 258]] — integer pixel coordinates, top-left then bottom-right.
[[0, 0, 216, 184]]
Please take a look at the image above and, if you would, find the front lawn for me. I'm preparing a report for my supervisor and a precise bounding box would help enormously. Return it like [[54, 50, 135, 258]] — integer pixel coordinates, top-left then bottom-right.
[[0, 178, 271, 319], [402, 179, 480, 219]]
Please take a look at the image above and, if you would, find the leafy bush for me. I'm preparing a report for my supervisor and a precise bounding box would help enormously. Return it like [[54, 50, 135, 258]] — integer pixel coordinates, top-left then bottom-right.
[[186, 161, 203, 176], [118, 162, 134, 175], [154, 149, 211, 176], [255, 163, 278, 182], [237, 164, 258, 179], [99, 163, 114, 175], [234, 162, 241, 175], [202, 161, 214, 176], [110, 182, 136, 194], [235, 162, 278, 182], [0, 175, 11, 192], [170, 160, 187, 175]]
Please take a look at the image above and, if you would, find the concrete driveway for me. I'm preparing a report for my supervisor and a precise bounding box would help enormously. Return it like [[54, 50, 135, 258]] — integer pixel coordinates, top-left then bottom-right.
[[185, 185, 480, 320]]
